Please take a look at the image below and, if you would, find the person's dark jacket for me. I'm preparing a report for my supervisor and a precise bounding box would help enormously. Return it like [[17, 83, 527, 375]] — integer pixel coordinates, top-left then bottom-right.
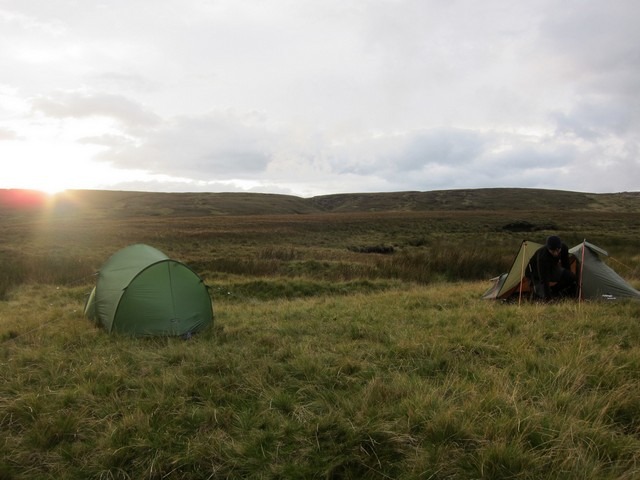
[[527, 244, 568, 299], [559, 243, 570, 269]]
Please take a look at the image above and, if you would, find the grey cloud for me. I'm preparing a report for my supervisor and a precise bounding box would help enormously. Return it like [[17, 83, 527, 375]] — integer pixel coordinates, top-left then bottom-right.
[[31, 91, 161, 128], [540, 2, 640, 74], [326, 127, 582, 192], [564, 139, 640, 193], [485, 138, 576, 168], [330, 128, 487, 177], [97, 111, 277, 179], [540, 2, 640, 135], [400, 129, 485, 170], [551, 101, 635, 140]]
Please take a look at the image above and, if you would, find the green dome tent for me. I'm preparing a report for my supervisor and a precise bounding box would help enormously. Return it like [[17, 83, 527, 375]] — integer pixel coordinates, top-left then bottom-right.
[[84, 244, 213, 336]]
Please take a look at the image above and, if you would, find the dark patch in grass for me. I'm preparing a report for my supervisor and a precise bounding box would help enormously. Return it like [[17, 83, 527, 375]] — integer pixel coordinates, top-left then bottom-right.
[[348, 245, 395, 254], [501, 220, 559, 232]]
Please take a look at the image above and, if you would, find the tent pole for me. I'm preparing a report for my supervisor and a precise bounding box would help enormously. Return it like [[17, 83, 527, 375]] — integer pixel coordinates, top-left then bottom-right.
[[578, 239, 586, 306], [518, 241, 527, 306]]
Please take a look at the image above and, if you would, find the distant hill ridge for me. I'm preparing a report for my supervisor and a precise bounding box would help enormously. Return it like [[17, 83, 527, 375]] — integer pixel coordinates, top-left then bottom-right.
[[1, 188, 639, 217]]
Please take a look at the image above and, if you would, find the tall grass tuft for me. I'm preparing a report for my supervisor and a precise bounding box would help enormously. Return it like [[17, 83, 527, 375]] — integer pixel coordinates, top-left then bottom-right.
[[0, 249, 95, 300], [376, 246, 504, 283]]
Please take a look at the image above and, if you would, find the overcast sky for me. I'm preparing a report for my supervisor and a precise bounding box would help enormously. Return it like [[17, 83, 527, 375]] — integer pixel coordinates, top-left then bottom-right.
[[1, 1, 639, 196]]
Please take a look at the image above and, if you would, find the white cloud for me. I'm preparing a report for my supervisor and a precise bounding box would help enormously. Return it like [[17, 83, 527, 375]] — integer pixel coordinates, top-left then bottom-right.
[[0, 127, 18, 140], [0, 0, 638, 195]]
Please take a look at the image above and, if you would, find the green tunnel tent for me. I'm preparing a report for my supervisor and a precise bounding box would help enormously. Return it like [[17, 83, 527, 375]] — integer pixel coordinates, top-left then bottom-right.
[[569, 242, 640, 300], [84, 244, 213, 336], [483, 240, 640, 301]]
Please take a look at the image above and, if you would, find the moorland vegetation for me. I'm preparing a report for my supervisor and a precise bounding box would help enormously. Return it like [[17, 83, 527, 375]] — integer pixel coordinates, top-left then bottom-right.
[[1, 187, 639, 479]]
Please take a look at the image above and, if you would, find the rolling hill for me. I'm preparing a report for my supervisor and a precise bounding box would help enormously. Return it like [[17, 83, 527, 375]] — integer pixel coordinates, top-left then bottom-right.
[[1, 187, 639, 218]]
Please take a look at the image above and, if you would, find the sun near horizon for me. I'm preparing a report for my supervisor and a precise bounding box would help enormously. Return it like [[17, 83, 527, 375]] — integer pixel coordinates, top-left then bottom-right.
[[34, 184, 68, 195], [1, 161, 71, 195]]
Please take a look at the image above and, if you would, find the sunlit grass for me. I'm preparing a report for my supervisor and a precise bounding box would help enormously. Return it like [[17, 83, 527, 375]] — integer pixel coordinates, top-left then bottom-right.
[[2, 282, 640, 478]]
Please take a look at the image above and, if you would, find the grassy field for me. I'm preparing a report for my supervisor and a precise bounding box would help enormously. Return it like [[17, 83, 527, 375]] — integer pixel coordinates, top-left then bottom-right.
[[1, 188, 640, 479]]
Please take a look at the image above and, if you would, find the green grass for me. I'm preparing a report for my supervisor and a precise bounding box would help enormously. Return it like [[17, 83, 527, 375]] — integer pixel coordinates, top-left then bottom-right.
[[1, 188, 640, 478], [2, 283, 640, 479]]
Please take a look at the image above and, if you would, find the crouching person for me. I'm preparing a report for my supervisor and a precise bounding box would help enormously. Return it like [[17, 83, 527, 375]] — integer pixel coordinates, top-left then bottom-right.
[[527, 235, 578, 301]]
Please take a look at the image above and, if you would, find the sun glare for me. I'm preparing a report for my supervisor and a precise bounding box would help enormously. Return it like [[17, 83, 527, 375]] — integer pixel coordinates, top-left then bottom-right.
[[21, 175, 71, 195], [38, 183, 68, 195]]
